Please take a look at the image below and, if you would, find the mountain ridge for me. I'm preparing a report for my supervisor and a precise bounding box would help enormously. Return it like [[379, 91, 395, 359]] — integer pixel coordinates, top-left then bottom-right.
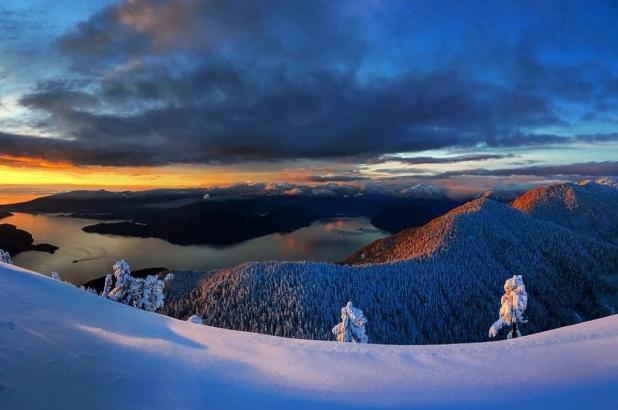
[[162, 181, 618, 344], [512, 180, 618, 245]]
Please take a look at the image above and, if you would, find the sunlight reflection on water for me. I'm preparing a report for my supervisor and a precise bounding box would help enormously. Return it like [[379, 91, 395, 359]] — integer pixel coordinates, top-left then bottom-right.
[[8, 213, 387, 285]]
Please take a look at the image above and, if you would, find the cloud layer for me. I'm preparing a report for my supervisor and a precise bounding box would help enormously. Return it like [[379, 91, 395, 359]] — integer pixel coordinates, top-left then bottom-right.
[[0, 0, 617, 179]]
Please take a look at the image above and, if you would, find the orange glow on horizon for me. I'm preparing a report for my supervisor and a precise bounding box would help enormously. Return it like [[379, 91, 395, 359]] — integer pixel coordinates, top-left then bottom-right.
[[0, 155, 74, 170], [0, 159, 300, 204]]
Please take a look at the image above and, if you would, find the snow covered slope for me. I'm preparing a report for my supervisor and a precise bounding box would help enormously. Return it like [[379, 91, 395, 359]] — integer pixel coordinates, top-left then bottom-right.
[[1, 263, 617, 410]]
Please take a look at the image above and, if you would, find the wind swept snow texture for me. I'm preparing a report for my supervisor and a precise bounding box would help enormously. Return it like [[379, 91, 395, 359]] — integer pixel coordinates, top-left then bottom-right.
[[1, 264, 618, 410], [163, 196, 618, 344]]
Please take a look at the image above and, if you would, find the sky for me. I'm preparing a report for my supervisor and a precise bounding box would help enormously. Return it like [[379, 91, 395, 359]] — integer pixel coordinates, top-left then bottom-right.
[[1, 0, 617, 201]]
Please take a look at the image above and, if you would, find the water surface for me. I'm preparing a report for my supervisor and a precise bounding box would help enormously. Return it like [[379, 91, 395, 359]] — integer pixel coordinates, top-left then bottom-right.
[[7, 213, 386, 284]]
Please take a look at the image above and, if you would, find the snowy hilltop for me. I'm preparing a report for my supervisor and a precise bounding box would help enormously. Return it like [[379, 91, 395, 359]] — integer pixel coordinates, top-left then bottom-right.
[[512, 180, 618, 245], [1, 262, 617, 410]]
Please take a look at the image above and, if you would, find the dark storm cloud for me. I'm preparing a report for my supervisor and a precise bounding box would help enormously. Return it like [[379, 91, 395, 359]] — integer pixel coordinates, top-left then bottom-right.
[[11, 68, 568, 166], [482, 132, 618, 147], [20, 81, 99, 116], [373, 154, 514, 165], [57, 0, 367, 68], [437, 161, 618, 178], [3, 0, 618, 167], [0, 131, 161, 167]]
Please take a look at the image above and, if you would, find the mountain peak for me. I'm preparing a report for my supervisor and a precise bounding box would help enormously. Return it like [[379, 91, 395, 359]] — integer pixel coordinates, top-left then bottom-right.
[[347, 178, 618, 266], [444, 194, 500, 217], [399, 183, 446, 199], [346, 196, 511, 263], [512, 179, 618, 244]]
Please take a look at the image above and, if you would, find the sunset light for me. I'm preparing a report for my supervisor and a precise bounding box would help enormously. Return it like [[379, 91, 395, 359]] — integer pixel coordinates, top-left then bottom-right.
[[1, 1, 617, 409]]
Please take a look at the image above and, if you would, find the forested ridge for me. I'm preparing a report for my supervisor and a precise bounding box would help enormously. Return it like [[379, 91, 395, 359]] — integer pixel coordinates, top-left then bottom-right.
[[512, 179, 618, 245], [162, 180, 618, 344]]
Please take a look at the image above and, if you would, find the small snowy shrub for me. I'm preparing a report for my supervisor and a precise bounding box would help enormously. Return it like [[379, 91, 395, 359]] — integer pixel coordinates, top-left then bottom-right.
[[187, 315, 203, 324], [489, 275, 528, 339], [0, 249, 13, 264], [105, 259, 167, 312], [332, 301, 368, 343]]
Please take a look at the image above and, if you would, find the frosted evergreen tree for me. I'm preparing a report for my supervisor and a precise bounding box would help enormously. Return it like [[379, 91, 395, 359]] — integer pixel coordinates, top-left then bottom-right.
[[0, 249, 13, 264], [101, 274, 113, 298], [106, 259, 166, 312], [332, 301, 368, 343], [107, 259, 140, 305], [489, 275, 528, 339], [51, 272, 61, 281], [140, 275, 166, 312]]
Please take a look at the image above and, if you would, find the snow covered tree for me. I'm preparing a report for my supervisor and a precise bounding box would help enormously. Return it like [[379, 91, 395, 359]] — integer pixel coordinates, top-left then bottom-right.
[[140, 275, 166, 312], [0, 249, 12, 264], [107, 259, 141, 305], [332, 301, 368, 343], [101, 274, 113, 298], [489, 275, 528, 339], [105, 259, 166, 312], [51, 272, 61, 281]]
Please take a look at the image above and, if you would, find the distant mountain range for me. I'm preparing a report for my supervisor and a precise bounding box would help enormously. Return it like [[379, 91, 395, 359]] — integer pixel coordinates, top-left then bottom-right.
[[1, 184, 462, 245], [161, 178, 618, 344]]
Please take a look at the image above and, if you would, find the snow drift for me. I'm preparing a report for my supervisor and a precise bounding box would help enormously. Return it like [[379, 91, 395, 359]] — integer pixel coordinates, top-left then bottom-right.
[[1, 263, 617, 409]]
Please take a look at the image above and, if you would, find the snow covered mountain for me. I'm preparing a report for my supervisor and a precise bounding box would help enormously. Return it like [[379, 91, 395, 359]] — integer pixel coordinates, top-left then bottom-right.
[[349, 180, 618, 264], [399, 183, 447, 199], [1, 263, 617, 410], [161, 194, 618, 344], [512, 180, 618, 244]]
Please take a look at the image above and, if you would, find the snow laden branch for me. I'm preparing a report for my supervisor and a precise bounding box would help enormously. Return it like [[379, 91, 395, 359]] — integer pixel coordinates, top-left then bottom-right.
[[0, 249, 13, 264], [103, 259, 170, 312], [489, 275, 528, 339], [332, 301, 369, 343]]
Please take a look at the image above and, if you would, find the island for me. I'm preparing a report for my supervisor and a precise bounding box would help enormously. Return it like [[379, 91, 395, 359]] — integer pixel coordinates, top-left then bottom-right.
[[0, 211, 13, 220], [0, 224, 58, 256]]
